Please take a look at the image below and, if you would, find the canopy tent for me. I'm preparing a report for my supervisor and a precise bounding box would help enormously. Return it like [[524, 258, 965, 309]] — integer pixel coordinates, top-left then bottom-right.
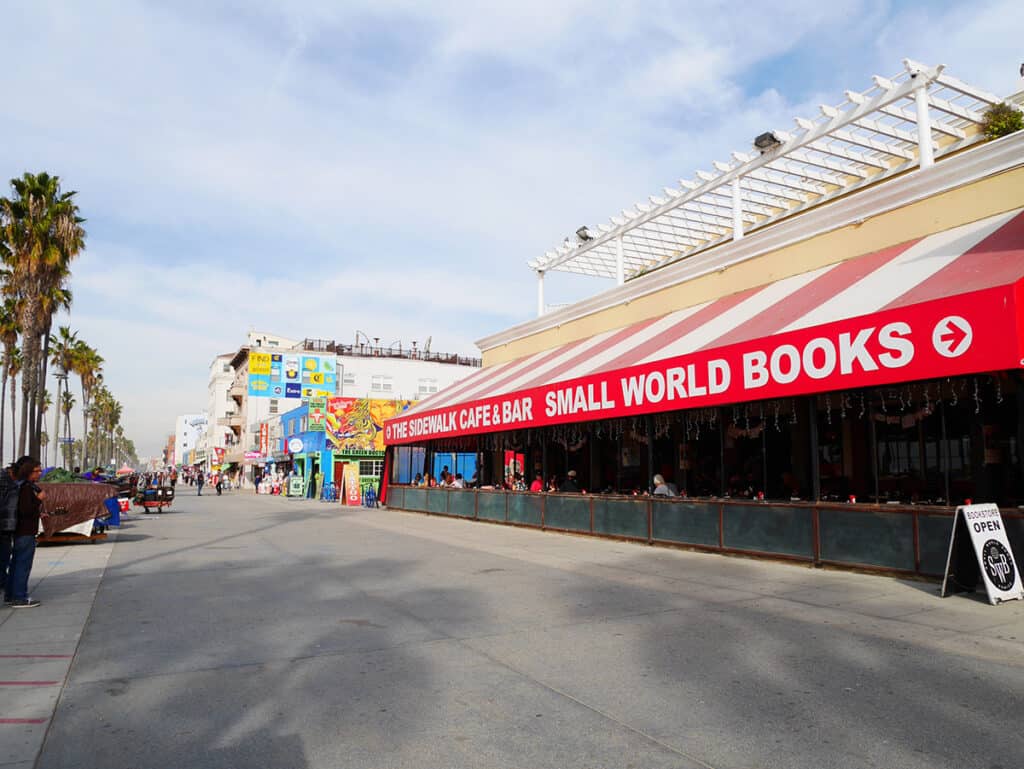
[[386, 208, 1024, 445], [115, 465, 135, 475]]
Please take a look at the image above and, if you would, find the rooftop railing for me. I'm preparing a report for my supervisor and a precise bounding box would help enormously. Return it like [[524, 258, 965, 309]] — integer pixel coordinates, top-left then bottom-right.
[[301, 339, 481, 367]]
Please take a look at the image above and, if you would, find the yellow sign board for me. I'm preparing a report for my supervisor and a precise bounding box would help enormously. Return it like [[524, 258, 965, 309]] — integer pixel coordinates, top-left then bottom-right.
[[249, 352, 272, 375]]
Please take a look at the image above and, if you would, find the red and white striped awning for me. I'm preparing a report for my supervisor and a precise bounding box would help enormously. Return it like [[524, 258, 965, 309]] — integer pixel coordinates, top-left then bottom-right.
[[386, 209, 1024, 445]]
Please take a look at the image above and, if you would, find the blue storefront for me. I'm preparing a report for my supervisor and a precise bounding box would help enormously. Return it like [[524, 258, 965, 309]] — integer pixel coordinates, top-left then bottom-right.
[[281, 405, 330, 497]]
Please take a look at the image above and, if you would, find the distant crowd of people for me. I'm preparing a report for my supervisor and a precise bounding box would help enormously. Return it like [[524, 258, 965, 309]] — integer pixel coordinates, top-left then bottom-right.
[[134, 467, 232, 496]]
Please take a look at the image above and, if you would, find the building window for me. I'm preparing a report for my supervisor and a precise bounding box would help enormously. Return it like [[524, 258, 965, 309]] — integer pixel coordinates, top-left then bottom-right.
[[417, 377, 438, 396], [268, 340, 279, 347], [222, 364, 232, 373], [371, 375, 393, 393], [343, 372, 356, 386], [359, 460, 384, 476], [270, 399, 279, 414], [301, 417, 308, 431]]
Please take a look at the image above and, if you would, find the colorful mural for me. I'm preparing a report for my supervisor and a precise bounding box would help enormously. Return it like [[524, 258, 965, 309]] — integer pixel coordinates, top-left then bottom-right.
[[248, 352, 337, 400], [326, 398, 415, 452]]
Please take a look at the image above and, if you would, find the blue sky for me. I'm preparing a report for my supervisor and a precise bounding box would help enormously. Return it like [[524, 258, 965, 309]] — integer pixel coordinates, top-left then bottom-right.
[[1, 0, 1020, 459]]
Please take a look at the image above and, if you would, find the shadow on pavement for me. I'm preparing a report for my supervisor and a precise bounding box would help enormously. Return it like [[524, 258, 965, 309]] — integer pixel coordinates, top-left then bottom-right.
[[545, 551, 1024, 769]]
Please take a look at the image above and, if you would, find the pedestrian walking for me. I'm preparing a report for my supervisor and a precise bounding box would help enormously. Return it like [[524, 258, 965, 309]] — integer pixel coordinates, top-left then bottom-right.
[[215, 474, 223, 496], [197, 473, 205, 496], [6, 457, 45, 608]]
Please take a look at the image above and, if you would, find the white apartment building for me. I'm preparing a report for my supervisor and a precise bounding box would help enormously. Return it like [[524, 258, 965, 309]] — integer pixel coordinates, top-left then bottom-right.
[[193, 352, 236, 468], [222, 331, 305, 469], [173, 413, 208, 466]]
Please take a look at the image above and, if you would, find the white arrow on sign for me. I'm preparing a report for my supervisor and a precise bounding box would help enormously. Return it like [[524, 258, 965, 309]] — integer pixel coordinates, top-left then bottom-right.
[[932, 316, 972, 358]]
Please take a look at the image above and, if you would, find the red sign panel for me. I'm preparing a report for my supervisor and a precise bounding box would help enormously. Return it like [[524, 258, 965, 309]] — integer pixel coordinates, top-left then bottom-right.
[[384, 287, 1023, 445], [259, 423, 269, 456]]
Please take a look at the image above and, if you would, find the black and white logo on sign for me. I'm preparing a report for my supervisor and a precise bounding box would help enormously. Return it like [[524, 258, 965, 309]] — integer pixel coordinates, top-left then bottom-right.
[[982, 539, 1016, 591]]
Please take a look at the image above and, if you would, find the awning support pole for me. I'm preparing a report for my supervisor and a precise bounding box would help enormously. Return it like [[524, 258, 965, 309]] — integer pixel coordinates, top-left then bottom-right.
[[645, 415, 654, 494], [536, 270, 545, 317], [808, 397, 821, 502], [541, 433, 547, 490], [615, 236, 625, 285], [719, 410, 726, 497], [732, 177, 744, 241], [615, 431, 622, 493], [940, 397, 951, 506], [914, 83, 935, 169], [869, 401, 880, 503]]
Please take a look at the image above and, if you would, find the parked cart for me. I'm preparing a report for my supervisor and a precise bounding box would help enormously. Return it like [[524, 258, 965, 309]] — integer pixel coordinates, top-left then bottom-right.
[[36, 482, 116, 545], [134, 485, 175, 513]]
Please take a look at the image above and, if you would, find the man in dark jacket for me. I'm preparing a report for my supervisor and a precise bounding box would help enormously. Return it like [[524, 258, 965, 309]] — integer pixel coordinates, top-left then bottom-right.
[[6, 458, 44, 608], [0, 460, 21, 602], [559, 470, 580, 493]]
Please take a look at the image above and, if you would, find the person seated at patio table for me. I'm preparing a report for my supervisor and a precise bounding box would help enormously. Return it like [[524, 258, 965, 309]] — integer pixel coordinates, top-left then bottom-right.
[[452, 473, 465, 489], [558, 470, 580, 493], [529, 473, 543, 492], [413, 473, 423, 486], [653, 474, 676, 497]]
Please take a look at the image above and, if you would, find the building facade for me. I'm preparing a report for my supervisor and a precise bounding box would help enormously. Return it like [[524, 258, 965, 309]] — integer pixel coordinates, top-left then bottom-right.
[[384, 63, 1024, 578], [173, 413, 208, 467], [222, 334, 479, 486]]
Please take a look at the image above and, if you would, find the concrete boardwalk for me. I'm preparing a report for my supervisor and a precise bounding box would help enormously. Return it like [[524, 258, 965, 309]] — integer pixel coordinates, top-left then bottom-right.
[[4, 491, 1023, 768]]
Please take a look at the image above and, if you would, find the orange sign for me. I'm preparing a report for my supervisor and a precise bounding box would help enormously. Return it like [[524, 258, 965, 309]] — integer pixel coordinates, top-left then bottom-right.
[[344, 463, 361, 506]]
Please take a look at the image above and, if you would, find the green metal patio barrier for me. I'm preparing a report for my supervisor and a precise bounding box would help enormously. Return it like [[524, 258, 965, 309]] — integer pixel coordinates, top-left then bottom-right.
[[384, 486, 1024, 578]]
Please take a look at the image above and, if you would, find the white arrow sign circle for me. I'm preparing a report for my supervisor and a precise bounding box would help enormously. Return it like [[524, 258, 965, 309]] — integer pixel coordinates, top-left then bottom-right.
[[932, 316, 972, 358]]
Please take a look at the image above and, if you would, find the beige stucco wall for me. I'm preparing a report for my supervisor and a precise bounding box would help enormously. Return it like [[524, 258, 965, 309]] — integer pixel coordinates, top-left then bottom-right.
[[483, 165, 1024, 367]]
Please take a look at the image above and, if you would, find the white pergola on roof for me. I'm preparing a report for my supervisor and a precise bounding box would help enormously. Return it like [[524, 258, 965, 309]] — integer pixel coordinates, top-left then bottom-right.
[[528, 60, 1008, 288]]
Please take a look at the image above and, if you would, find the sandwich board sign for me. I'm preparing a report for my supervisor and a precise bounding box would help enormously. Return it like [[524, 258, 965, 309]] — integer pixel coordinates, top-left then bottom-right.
[[941, 503, 1024, 605]]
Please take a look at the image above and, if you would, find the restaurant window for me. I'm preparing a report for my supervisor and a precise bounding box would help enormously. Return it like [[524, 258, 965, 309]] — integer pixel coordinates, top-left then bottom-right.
[[662, 409, 724, 497], [359, 460, 384, 476], [391, 446, 426, 484], [371, 375, 393, 393], [723, 405, 766, 499]]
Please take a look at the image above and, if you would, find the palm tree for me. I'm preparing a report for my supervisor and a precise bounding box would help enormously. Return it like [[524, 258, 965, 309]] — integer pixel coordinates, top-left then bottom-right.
[[89, 386, 122, 469], [73, 344, 102, 468], [60, 388, 75, 467], [34, 286, 72, 451], [6, 347, 20, 460], [39, 388, 51, 465], [0, 172, 85, 457], [49, 325, 78, 468], [0, 299, 18, 466]]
